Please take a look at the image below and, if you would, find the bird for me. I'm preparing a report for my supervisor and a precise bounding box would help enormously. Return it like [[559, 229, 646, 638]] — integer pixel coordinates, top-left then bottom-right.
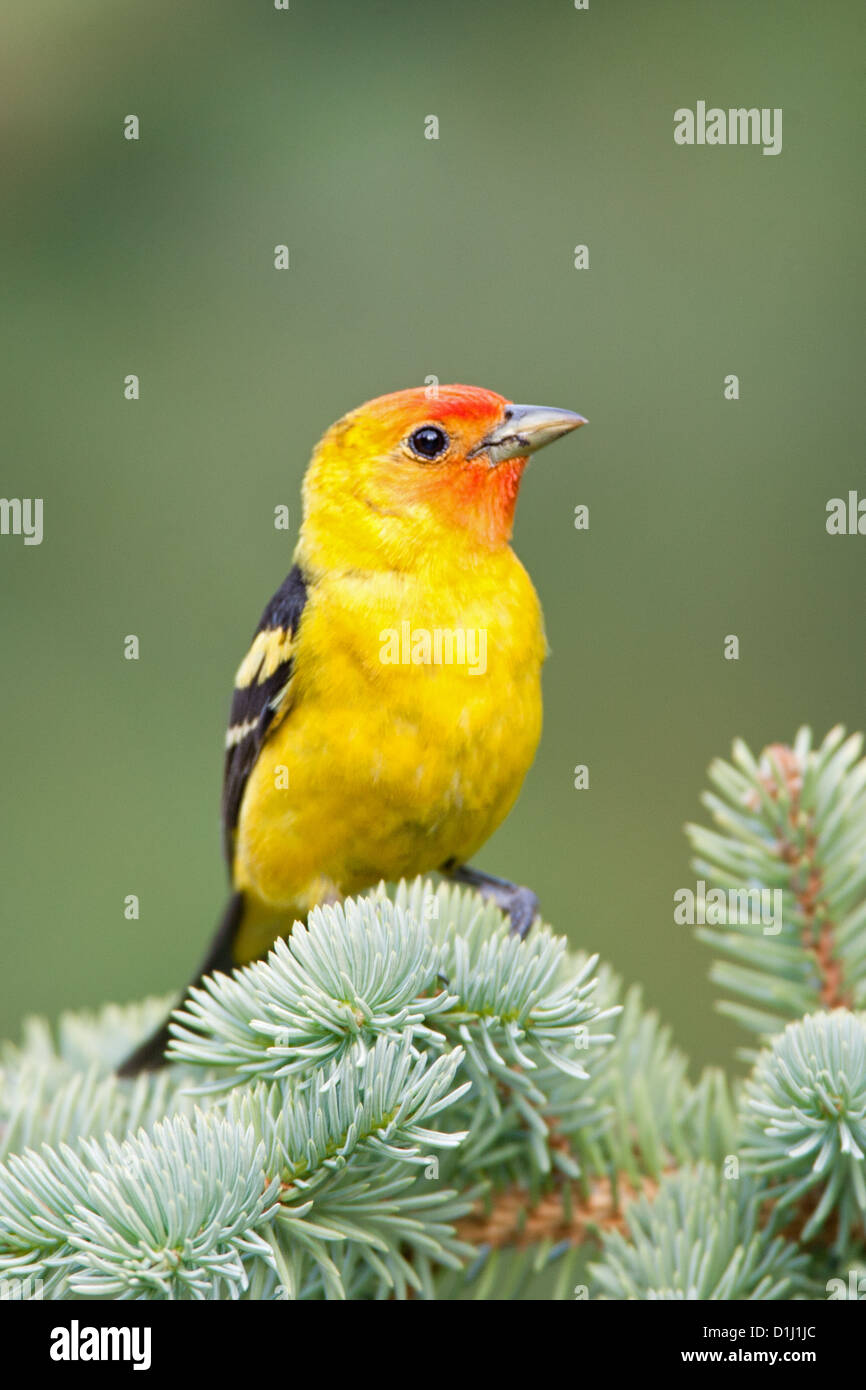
[[118, 384, 586, 1075]]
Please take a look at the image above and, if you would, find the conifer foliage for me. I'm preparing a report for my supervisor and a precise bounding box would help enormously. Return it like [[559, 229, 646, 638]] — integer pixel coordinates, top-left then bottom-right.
[[1, 728, 863, 1300]]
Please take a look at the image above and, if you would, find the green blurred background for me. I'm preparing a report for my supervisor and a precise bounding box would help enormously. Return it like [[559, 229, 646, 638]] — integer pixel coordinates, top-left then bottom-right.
[[2, 0, 863, 1073]]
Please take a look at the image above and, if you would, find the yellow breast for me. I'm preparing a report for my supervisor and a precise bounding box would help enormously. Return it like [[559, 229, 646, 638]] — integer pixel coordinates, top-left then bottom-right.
[[233, 548, 546, 911]]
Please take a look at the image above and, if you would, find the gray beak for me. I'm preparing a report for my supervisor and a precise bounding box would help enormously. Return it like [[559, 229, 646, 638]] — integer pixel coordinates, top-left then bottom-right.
[[471, 403, 587, 466]]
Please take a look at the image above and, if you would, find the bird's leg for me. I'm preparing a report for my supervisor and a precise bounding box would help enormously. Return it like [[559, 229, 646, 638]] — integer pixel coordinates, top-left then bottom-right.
[[442, 861, 539, 939]]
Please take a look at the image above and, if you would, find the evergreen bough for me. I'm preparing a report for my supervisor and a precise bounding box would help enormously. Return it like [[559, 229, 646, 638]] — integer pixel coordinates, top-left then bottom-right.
[[1, 726, 864, 1300]]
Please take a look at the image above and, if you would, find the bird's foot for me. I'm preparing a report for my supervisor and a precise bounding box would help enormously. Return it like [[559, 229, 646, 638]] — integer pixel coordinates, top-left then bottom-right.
[[443, 862, 540, 939]]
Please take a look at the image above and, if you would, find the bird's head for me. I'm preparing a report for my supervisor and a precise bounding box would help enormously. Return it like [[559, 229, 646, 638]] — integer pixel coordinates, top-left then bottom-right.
[[299, 384, 586, 572]]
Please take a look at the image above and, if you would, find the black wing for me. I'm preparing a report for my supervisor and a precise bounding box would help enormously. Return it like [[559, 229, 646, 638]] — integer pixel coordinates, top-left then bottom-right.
[[221, 564, 308, 866]]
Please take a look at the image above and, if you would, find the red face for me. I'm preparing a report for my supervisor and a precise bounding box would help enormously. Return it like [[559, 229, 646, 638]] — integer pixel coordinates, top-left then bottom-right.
[[323, 384, 585, 550]]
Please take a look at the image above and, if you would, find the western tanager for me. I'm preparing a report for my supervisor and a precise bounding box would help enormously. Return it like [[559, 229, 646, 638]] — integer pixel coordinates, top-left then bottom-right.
[[119, 384, 585, 1074]]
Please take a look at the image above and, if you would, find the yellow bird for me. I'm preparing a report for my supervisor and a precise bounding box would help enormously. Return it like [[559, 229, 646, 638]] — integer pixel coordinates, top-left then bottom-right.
[[119, 384, 585, 1074]]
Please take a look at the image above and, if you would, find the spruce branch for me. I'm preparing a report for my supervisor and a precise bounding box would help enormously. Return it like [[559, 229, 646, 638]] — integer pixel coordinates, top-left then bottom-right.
[[739, 1010, 866, 1252], [3, 734, 866, 1306], [0, 1064, 192, 1164], [687, 726, 866, 1043], [588, 1163, 811, 1300], [432, 962, 737, 1251], [570, 963, 737, 1184], [433, 1238, 591, 1302], [228, 1034, 470, 1181], [167, 895, 456, 1086], [168, 882, 617, 1100], [233, 1037, 477, 1300], [0, 1000, 195, 1162], [0, 1112, 279, 1300], [454, 1172, 660, 1249]]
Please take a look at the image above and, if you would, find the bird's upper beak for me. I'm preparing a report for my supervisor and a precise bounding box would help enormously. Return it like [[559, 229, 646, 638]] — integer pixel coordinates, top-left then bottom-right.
[[471, 403, 587, 466]]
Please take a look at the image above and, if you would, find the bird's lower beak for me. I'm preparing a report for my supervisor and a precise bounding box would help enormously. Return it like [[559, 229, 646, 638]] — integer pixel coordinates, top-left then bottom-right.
[[471, 403, 587, 465]]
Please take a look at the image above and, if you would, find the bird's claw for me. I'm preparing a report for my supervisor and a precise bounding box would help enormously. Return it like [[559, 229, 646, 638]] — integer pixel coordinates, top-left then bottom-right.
[[503, 887, 539, 939]]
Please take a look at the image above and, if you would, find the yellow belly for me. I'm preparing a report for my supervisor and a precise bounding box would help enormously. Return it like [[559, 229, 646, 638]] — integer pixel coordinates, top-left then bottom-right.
[[232, 552, 545, 927]]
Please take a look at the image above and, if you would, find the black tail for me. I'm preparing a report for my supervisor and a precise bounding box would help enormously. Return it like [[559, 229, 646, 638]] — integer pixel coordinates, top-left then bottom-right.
[[117, 892, 245, 1077]]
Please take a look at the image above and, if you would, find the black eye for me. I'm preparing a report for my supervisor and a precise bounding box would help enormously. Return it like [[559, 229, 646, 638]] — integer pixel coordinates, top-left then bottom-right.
[[408, 425, 449, 460]]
